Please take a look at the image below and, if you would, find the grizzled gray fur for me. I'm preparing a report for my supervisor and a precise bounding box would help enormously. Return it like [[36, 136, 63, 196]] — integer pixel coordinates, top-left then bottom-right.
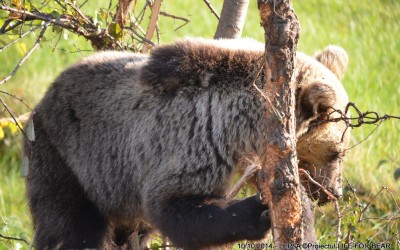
[[25, 38, 349, 249]]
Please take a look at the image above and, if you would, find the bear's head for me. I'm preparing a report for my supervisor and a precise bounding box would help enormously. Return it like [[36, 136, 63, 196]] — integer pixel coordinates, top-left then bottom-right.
[[295, 46, 350, 205]]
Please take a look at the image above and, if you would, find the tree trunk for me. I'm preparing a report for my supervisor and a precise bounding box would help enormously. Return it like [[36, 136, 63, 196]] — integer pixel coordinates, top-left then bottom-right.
[[214, 0, 249, 39], [257, 0, 302, 247]]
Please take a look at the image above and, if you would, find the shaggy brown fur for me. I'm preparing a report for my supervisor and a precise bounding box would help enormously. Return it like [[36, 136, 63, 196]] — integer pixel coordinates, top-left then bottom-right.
[[25, 38, 349, 249]]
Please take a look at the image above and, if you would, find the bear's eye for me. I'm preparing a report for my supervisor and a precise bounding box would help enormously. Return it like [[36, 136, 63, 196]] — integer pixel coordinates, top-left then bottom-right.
[[328, 151, 344, 162], [317, 105, 329, 114]]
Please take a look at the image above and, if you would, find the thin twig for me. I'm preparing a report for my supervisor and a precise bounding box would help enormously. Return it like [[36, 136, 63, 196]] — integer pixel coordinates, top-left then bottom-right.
[[0, 233, 29, 245], [0, 96, 26, 137], [0, 25, 42, 53], [128, 12, 146, 35], [79, 0, 90, 8], [124, 26, 155, 46], [0, 6, 71, 28], [0, 23, 48, 85], [360, 216, 400, 221], [299, 168, 337, 202], [226, 162, 259, 200], [0, 91, 32, 110], [64, 0, 95, 28], [0, 20, 23, 34], [202, 0, 220, 19], [345, 122, 382, 151], [357, 186, 399, 223], [135, 1, 149, 26], [334, 201, 342, 248], [160, 11, 190, 23], [155, 24, 160, 44]]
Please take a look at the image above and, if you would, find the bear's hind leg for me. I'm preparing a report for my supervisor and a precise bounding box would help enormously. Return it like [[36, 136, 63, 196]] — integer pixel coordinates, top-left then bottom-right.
[[26, 119, 113, 249]]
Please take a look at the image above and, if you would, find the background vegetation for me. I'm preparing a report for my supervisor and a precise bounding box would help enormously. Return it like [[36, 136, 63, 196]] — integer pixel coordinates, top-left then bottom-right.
[[0, 0, 399, 249]]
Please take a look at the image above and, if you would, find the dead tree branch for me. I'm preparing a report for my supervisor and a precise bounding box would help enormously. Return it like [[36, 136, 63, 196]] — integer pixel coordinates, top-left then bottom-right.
[[0, 91, 32, 110], [0, 233, 29, 245], [334, 201, 342, 246], [299, 168, 337, 202], [358, 186, 400, 223], [0, 1, 156, 51], [0, 26, 42, 52], [0, 96, 26, 137], [0, 23, 48, 85], [202, 0, 220, 20], [226, 161, 260, 200]]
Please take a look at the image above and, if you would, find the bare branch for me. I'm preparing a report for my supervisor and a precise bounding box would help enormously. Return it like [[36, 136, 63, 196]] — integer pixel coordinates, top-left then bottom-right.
[[0, 23, 48, 85], [160, 11, 190, 24], [202, 0, 220, 20], [64, 0, 95, 29], [0, 4, 126, 50], [0, 20, 23, 34], [358, 186, 400, 223], [0, 233, 29, 245], [0, 6, 71, 29], [0, 96, 26, 137], [141, 0, 162, 53], [124, 26, 156, 46], [226, 162, 260, 200], [299, 168, 337, 202], [0, 26, 42, 53], [334, 201, 342, 247], [0, 90, 32, 110]]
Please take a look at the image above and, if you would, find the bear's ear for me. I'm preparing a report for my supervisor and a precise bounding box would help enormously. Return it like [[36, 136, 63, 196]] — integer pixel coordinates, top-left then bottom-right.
[[296, 83, 337, 136], [315, 45, 348, 80]]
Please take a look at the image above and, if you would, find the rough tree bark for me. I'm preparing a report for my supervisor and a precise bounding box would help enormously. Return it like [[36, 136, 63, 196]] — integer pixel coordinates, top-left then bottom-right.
[[257, 0, 302, 247], [214, 0, 249, 39]]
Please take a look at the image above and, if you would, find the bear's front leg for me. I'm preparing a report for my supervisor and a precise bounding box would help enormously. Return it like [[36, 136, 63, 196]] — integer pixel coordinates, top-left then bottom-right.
[[145, 195, 270, 249]]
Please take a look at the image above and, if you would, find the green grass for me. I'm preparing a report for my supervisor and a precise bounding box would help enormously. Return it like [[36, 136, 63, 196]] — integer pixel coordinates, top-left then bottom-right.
[[1, 0, 400, 249]]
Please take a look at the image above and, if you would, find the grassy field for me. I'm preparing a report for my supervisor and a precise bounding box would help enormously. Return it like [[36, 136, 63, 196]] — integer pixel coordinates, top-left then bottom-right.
[[1, 0, 399, 249]]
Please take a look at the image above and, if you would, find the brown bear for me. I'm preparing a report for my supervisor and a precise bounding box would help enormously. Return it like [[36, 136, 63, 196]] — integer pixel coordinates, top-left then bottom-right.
[[25, 38, 349, 249]]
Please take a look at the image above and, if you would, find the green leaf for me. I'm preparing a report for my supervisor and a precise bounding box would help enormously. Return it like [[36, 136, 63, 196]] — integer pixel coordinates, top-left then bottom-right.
[[16, 42, 27, 56], [50, 9, 61, 20], [98, 9, 109, 22], [52, 25, 63, 34], [24, 2, 31, 11], [150, 242, 161, 250], [108, 22, 122, 39]]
